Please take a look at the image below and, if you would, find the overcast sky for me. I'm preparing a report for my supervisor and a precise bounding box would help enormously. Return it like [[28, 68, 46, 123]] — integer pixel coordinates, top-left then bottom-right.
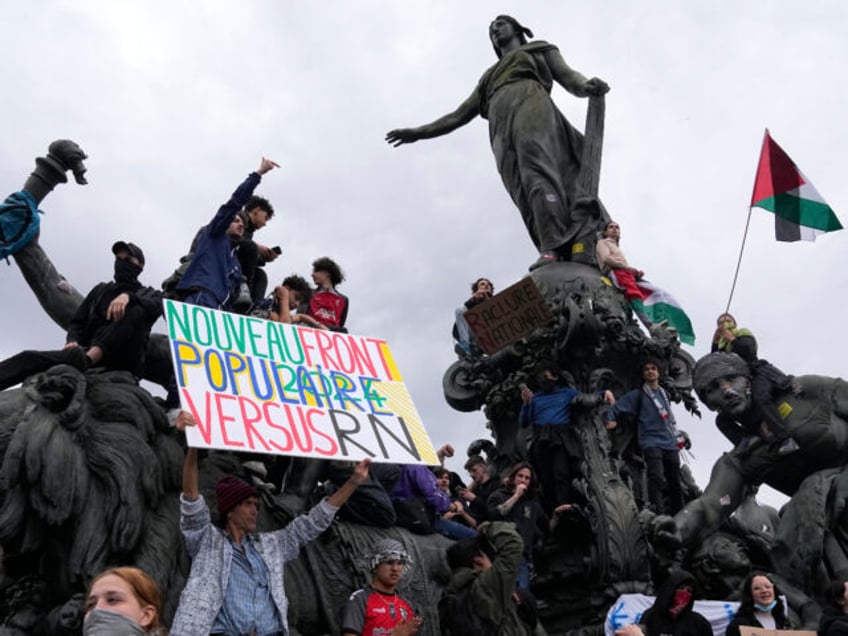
[[3, 2, 847, 508]]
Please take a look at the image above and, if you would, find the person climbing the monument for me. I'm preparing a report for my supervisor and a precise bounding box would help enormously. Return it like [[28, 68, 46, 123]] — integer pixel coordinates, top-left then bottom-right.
[[459, 454, 499, 524], [387, 14, 610, 271], [305, 256, 349, 331], [486, 461, 549, 590], [234, 194, 280, 308], [390, 444, 476, 539], [435, 466, 478, 529], [171, 445, 371, 635], [604, 358, 686, 515], [341, 539, 422, 636], [440, 521, 537, 635], [174, 156, 279, 311], [0, 241, 162, 391], [454, 277, 494, 357], [596, 220, 654, 330], [519, 361, 615, 514], [711, 313, 799, 454]]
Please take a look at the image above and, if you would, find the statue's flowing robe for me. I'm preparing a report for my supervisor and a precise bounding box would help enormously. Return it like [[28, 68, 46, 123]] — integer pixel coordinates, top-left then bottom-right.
[[477, 41, 588, 253]]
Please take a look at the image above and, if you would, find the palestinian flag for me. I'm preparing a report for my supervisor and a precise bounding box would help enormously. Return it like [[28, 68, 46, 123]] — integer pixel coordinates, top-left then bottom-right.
[[631, 280, 695, 346], [751, 129, 842, 242]]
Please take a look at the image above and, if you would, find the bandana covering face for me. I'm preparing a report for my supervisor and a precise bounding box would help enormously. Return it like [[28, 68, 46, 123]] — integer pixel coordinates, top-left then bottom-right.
[[669, 589, 692, 617], [84, 609, 145, 635], [755, 600, 778, 612], [114, 258, 142, 285]]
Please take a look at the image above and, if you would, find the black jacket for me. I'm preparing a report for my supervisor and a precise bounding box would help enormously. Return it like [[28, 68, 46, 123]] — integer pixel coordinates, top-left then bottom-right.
[[819, 608, 848, 636], [640, 570, 712, 636]]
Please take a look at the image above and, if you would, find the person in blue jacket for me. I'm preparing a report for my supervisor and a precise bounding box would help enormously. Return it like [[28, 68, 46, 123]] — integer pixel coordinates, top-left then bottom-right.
[[605, 358, 685, 515], [176, 157, 279, 310], [519, 361, 614, 514]]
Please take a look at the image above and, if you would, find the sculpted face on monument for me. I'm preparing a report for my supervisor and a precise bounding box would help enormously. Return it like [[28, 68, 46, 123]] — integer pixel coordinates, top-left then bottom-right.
[[694, 352, 753, 416], [701, 374, 752, 416]]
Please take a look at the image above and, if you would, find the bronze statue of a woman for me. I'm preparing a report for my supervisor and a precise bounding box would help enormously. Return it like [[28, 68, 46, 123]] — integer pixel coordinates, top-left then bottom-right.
[[386, 15, 609, 270]]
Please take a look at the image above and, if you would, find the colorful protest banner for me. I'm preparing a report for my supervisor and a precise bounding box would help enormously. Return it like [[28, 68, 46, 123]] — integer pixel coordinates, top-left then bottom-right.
[[164, 300, 438, 465], [464, 277, 554, 354]]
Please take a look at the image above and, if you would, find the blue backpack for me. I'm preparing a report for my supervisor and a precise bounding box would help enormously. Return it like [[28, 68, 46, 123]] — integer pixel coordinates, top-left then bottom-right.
[[0, 191, 41, 263]]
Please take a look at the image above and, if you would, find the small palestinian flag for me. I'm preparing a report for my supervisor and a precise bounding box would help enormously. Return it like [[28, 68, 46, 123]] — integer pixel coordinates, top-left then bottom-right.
[[751, 129, 842, 242], [631, 280, 695, 346]]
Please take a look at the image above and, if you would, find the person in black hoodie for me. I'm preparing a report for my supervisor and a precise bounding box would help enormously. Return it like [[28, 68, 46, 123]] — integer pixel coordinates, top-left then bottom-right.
[[0, 241, 162, 390], [616, 569, 712, 636], [819, 579, 848, 636], [725, 571, 790, 636]]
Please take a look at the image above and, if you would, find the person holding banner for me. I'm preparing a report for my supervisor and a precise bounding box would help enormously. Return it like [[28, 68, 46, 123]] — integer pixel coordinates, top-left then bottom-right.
[[171, 447, 371, 636], [724, 572, 791, 636]]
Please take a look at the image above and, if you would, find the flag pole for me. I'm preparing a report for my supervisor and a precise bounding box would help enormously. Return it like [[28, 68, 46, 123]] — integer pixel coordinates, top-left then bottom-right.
[[725, 207, 753, 313]]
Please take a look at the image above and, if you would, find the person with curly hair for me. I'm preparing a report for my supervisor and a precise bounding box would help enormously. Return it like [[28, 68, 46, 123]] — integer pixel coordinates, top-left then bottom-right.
[[306, 256, 349, 331], [487, 461, 548, 589]]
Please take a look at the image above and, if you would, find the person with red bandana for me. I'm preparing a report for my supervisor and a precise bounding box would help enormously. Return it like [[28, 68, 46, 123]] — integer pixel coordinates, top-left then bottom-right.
[[614, 570, 712, 636]]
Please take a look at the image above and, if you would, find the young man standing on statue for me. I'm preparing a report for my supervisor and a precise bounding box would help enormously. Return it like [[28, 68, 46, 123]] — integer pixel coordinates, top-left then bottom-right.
[[604, 359, 685, 515], [519, 361, 615, 514]]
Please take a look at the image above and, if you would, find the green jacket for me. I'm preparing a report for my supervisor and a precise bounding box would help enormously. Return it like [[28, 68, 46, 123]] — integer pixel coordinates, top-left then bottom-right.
[[447, 521, 530, 635]]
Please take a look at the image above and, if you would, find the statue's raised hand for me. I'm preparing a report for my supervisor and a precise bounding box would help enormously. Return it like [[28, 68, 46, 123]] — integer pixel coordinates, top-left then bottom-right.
[[386, 128, 422, 147], [584, 77, 610, 97]]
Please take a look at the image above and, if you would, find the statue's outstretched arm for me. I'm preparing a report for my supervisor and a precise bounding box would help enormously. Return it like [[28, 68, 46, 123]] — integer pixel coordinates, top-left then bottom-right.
[[386, 89, 480, 146], [13, 141, 89, 329], [544, 48, 609, 98]]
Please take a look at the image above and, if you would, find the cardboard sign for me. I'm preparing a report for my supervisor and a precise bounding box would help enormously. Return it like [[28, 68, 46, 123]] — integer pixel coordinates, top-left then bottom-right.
[[464, 277, 554, 354], [164, 300, 438, 464]]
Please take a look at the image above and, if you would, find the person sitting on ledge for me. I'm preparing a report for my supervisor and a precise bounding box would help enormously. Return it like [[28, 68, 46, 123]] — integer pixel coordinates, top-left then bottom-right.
[[175, 157, 278, 312], [0, 241, 162, 391], [596, 220, 655, 331], [711, 312, 799, 454], [305, 256, 349, 331], [453, 277, 494, 357], [253, 274, 326, 328]]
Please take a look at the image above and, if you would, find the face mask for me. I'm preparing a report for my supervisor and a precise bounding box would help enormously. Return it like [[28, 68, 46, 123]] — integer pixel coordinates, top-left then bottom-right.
[[114, 258, 142, 284], [669, 589, 692, 616], [539, 378, 557, 393], [754, 600, 778, 612], [84, 609, 145, 635]]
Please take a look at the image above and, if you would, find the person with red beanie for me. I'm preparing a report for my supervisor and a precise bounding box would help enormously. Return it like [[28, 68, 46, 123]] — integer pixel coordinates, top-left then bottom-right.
[[172, 448, 371, 635]]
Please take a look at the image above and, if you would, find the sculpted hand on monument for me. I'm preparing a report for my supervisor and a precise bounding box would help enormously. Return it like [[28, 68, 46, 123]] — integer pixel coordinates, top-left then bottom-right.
[[583, 77, 610, 97], [385, 128, 423, 147]]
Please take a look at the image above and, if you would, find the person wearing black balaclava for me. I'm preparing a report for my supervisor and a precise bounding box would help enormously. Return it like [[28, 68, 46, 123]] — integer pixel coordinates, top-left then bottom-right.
[[0, 240, 163, 390], [615, 569, 712, 636]]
